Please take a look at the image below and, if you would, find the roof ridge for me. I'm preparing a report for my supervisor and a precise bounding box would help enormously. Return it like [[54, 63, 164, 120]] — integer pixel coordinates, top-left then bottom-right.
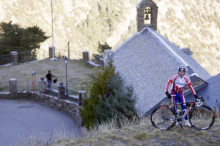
[[147, 27, 188, 66], [111, 27, 148, 58]]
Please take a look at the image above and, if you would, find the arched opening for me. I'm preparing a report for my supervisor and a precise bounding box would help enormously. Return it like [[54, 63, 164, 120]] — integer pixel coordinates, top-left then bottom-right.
[[137, 0, 158, 31], [144, 7, 151, 25]]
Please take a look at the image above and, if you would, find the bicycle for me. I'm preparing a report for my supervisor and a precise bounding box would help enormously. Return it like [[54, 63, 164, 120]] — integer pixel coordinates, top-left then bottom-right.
[[150, 95, 215, 131]]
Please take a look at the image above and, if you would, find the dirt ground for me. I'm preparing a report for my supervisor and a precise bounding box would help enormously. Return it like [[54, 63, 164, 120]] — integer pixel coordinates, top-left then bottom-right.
[[0, 58, 97, 92]]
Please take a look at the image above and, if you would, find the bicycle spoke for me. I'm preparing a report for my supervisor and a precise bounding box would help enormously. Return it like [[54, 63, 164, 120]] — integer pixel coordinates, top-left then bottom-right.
[[151, 105, 175, 130], [189, 105, 215, 130]]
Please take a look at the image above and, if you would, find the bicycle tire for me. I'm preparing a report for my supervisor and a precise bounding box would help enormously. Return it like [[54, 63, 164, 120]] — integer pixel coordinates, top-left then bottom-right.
[[150, 105, 176, 131], [189, 105, 215, 130]]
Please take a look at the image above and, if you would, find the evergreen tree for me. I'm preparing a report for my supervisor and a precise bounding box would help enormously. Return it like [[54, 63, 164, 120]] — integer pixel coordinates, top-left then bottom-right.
[[97, 42, 112, 55], [94, 73, 137, 127], [0, 21, 48, 56], [80, 62, 137, 129], [80, 62, 115, 129]]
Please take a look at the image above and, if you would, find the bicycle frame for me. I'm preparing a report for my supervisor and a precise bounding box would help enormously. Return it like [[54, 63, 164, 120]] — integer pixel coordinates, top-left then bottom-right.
[[169, 95, 196, 120], [151, 95, 215, 130]]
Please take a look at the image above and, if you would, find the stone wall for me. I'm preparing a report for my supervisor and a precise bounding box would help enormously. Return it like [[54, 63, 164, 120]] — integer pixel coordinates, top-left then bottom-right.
[[0, 91, 82, 126]]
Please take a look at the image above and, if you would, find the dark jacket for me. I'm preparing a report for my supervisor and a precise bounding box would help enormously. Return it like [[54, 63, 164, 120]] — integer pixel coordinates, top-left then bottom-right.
[[46, 72, 52, 81]]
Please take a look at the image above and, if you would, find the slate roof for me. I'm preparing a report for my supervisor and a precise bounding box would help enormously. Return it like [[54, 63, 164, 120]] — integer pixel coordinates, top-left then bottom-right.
[[109, 27, 211, 117], [185, 74, 220, 111]]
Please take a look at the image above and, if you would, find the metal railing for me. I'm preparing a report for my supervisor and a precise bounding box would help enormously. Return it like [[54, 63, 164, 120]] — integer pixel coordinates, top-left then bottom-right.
[[0, 81, 9, 92], [50, 83, 59, 91], [17, 80, 39, 91], [0, 80, 40, 92], [0, 50, 38, 66], [46, 82, 78, 95], [18, 51, 36, 63], [50, 83, 78, 95], [0, 79, 82, 98], [0, 54, 11, 65], [67, 88, 78, 95]]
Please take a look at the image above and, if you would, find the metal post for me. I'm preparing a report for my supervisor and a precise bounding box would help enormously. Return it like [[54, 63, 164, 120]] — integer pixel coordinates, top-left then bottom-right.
[[66, 63, 68, 96], [68, 42, 70, 59], [32, 71, 36, 91], [50, 0, 57, 60], [64, 57, 68, 96], [27, 80, 29, 91], [51, 0, 54, 48]]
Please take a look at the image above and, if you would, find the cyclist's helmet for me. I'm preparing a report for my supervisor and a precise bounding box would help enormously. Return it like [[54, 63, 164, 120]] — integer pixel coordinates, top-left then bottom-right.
[[178, 65, 186, 72]]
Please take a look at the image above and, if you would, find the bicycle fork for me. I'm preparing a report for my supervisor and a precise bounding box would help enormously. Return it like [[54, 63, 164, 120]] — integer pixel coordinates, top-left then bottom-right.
[[176, 109, 184, 129]]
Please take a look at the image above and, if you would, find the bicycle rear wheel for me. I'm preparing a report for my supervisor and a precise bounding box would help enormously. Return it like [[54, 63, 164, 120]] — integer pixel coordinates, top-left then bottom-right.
[[189, 105, 215, 130], [150, 105, 176, 130]]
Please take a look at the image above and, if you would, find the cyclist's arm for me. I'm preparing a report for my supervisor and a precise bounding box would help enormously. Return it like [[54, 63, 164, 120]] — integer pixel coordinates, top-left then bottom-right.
[[165, 79, 173, 92], [187, 82, 196, 95], [184, 76, 196, 96]]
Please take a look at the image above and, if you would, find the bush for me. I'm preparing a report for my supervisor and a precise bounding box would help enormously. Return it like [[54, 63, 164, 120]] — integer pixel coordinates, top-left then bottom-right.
[[94, 73, 137, 128], [80, 62, 137, 129], [98, 42, 112, 55], [80, 62, 115, 129]]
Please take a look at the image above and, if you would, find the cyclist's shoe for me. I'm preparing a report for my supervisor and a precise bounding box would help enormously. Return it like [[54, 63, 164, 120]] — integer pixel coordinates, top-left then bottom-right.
[[185, 120, 191, 127]]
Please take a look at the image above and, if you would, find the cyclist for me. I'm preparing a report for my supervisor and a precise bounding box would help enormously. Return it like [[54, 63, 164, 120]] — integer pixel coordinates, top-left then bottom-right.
[[165, 65, 198, 127]]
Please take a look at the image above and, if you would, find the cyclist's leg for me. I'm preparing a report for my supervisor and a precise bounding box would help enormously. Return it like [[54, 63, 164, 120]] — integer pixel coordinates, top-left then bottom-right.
[[178, 93, 187, 120], [171, 92, 178, 113]]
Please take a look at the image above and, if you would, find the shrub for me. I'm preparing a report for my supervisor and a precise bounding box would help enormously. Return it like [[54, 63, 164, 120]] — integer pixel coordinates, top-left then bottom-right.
[[80, 62, 115, 129], [94, 73, 137, 128], [80, 62, 137, 129], [97, 42, 112, 56]]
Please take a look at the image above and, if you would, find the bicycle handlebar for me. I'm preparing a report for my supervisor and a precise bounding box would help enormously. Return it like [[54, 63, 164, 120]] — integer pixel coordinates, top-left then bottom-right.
[[169, 96, 205, 106]]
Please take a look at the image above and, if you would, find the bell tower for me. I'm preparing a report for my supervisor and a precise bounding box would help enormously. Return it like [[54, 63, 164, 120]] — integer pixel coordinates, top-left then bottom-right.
[[137, 0, 158, 31]]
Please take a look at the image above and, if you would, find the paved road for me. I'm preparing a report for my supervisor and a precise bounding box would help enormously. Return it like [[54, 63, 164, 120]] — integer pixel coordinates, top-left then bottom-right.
[[0, 100, 81, 146]]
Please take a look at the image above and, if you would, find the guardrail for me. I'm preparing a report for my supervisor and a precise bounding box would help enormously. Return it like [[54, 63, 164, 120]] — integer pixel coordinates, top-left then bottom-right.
[[0, 50, 37, 66], [0, 54, 11, 65]]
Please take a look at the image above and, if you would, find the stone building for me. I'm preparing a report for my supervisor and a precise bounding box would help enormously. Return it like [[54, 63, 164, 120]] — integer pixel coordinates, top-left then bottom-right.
[[185, 74, 220, 112], [105, 0, 214, 116]]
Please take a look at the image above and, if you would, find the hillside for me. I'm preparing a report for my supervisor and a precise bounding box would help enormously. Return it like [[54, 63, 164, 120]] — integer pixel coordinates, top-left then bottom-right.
[[53, 117, 220, 146], [154, 0, 220, 76], [0, 0, 139, 59], [18, 116, 220, 145], [0, 0, 219, 75]]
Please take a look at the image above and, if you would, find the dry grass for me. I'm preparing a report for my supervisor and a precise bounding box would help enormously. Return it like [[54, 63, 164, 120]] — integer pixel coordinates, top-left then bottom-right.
[[52, 115, 220, 146], [13, 124, 80, 146], [13, 111, 219, 145], [0, 59, 97, 92]]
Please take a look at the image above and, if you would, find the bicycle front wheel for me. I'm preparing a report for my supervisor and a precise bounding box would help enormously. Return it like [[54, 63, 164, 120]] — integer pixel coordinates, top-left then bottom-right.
[[150, 105, 176, 131], [189, 105, 215, 130]]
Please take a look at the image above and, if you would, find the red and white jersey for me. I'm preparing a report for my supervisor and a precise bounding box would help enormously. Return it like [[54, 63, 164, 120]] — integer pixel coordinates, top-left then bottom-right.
[[165, 74, 196, 95]]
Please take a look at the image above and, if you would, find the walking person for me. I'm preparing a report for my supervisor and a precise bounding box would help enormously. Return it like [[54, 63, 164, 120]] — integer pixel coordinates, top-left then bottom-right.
[[45, 70, 55, 88]]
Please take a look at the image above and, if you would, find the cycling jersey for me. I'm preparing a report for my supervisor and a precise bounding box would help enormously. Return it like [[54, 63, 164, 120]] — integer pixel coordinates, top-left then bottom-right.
[[165, 74, 196, 95]]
